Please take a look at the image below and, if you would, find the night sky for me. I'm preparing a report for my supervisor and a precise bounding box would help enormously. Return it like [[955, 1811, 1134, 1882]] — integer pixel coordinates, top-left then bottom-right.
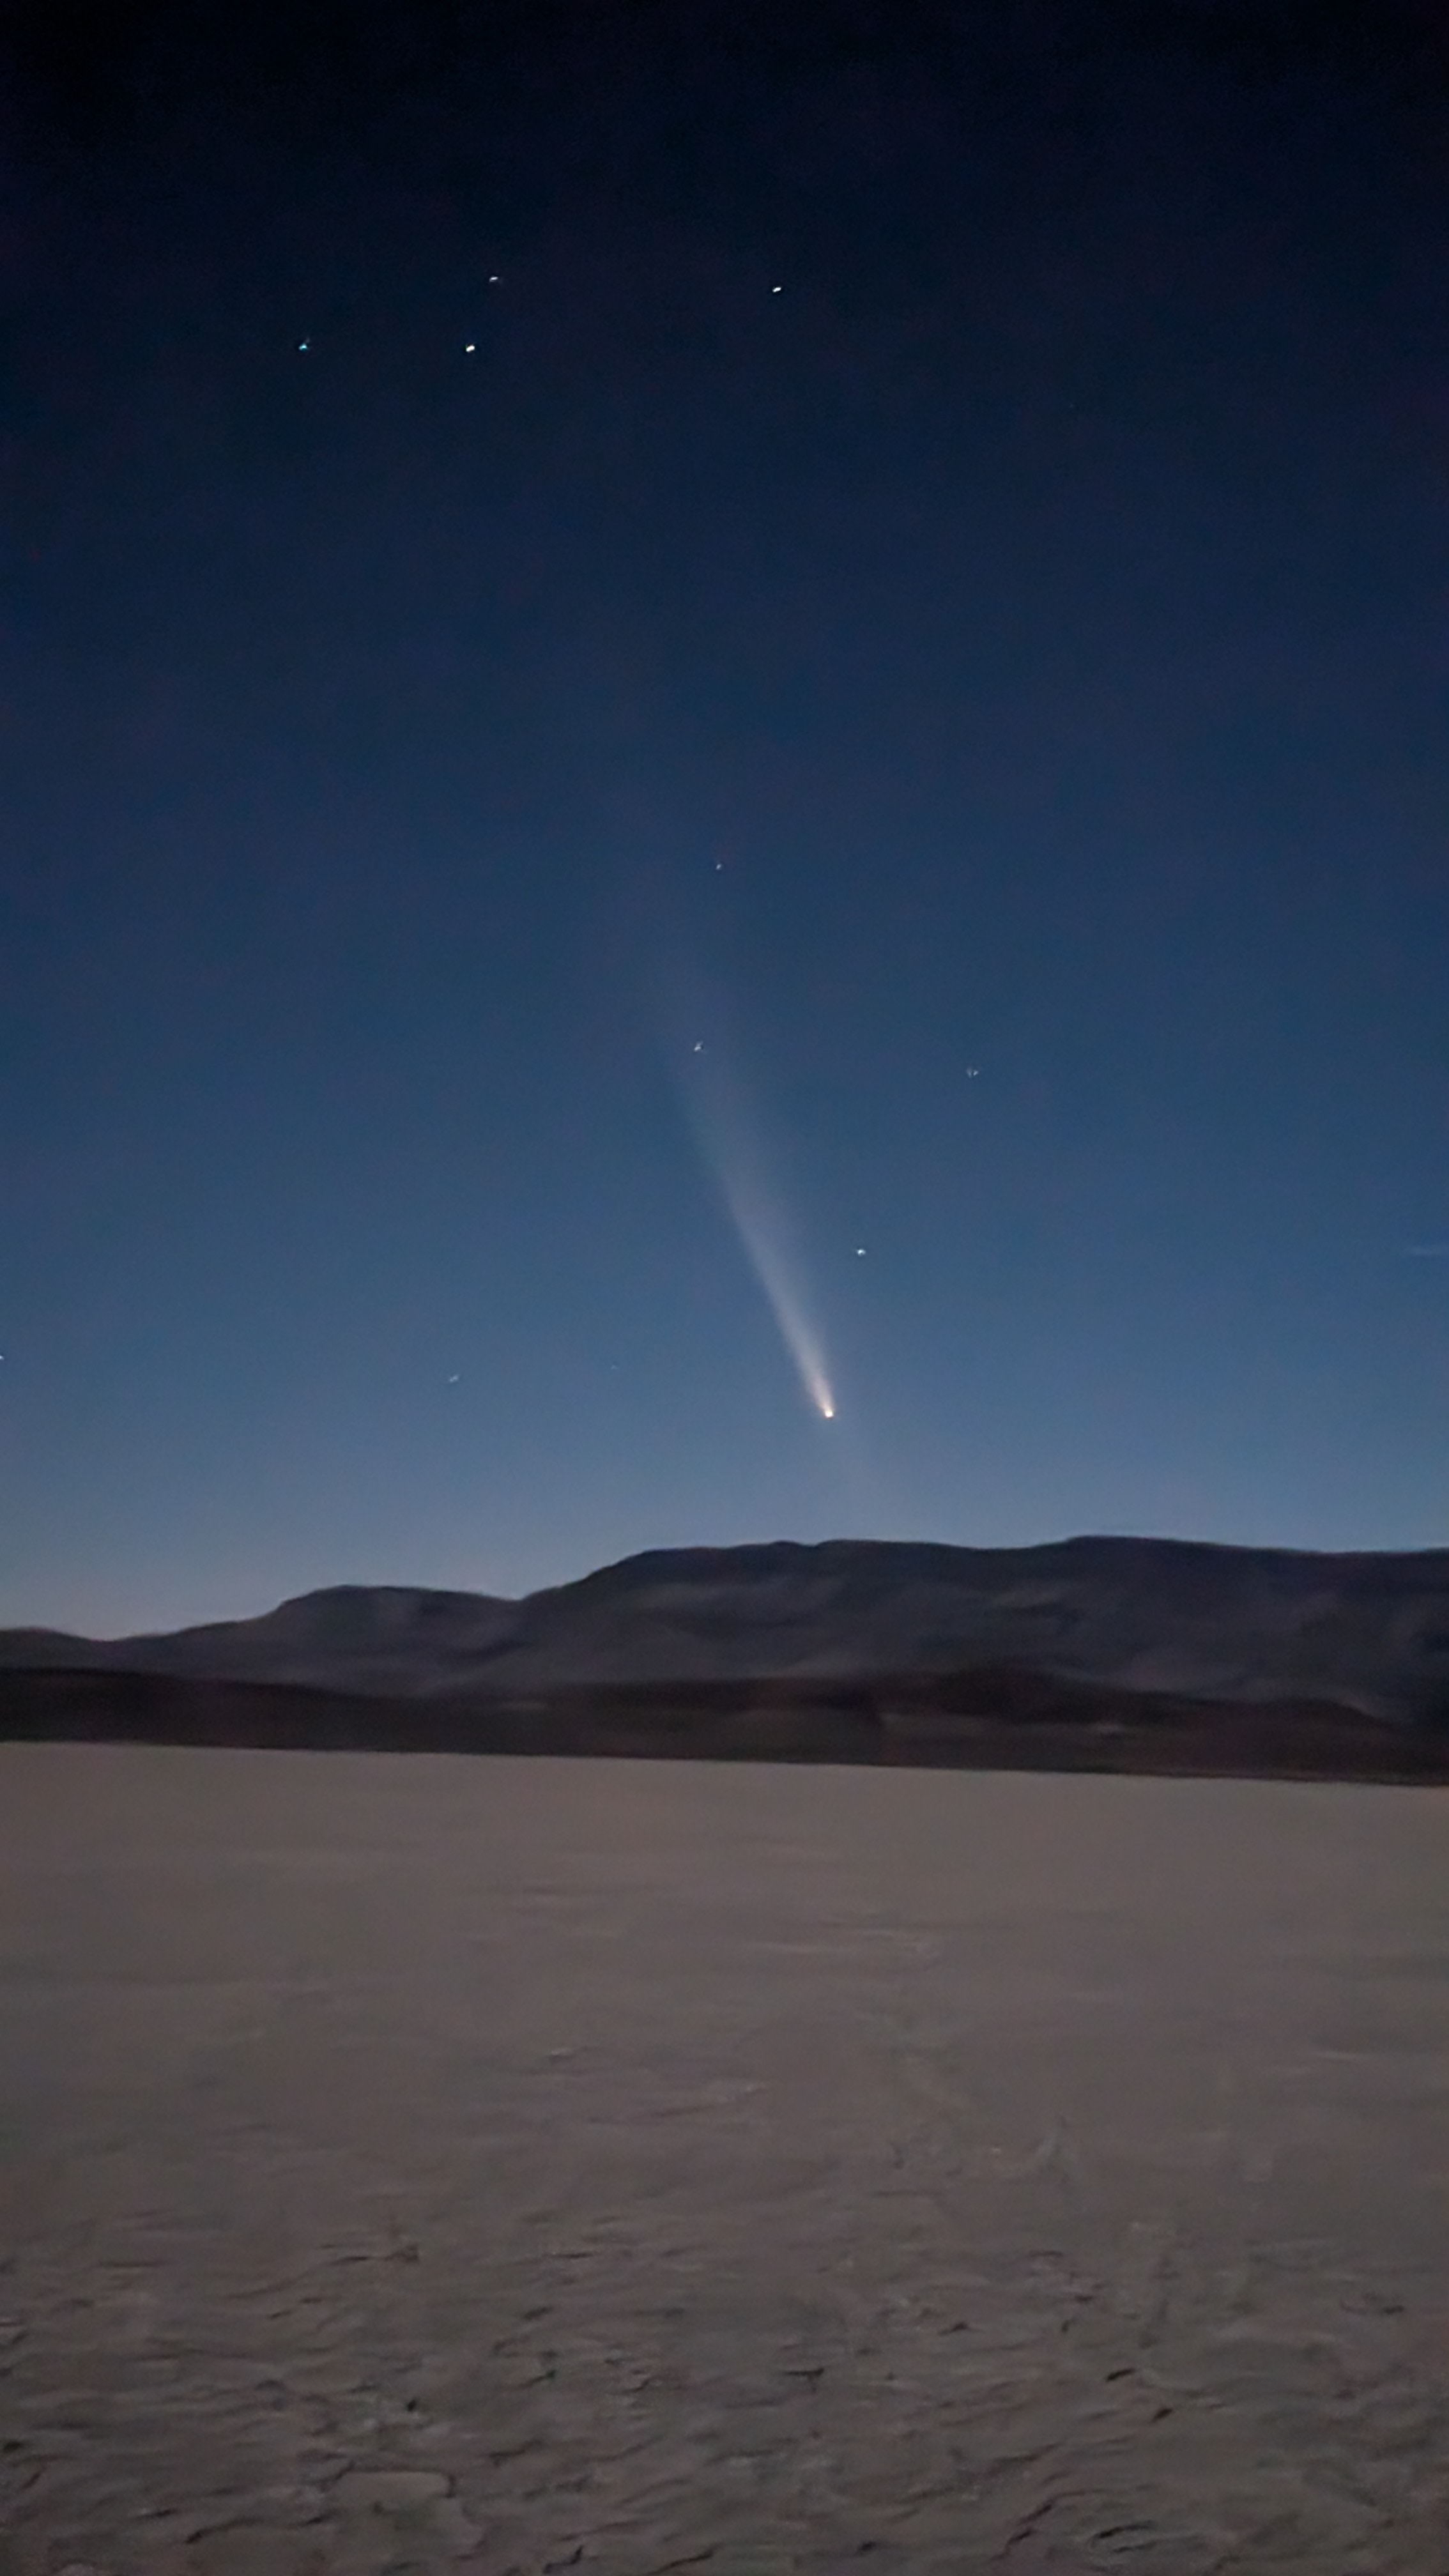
[[6, 3, 1449, 1631]]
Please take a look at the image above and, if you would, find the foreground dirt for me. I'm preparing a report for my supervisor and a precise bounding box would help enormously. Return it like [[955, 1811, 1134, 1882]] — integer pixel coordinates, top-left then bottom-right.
[[0, 1750, 1445, 2576]]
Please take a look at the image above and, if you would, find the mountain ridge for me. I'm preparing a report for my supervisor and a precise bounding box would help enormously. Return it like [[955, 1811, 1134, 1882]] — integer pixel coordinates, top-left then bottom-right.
[[6, 1535, 1449, 1724]]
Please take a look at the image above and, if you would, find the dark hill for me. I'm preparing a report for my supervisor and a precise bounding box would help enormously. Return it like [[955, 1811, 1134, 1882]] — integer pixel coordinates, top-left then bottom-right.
[[6, 1535, 1449, 1725]]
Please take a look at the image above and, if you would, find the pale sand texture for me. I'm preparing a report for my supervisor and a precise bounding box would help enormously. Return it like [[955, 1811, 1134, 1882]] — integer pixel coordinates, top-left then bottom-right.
[[0, 1749, 1445, 2576]]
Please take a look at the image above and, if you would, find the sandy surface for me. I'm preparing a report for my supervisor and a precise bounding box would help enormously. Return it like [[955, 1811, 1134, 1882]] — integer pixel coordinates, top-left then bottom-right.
[[0, 1750, 1445, 2576]]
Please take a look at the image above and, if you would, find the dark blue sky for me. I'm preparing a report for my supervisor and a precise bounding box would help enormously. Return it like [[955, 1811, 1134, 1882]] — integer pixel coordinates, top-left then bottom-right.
[[6, 2, 1449, 1629]]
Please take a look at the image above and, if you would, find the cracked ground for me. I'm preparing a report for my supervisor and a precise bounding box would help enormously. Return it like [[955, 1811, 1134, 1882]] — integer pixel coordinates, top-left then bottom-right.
[[0, 1747, 1445, 2575]]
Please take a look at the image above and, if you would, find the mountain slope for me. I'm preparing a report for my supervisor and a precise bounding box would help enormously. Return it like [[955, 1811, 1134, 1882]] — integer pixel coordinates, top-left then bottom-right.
[[6, 1537, 1449, 1722]]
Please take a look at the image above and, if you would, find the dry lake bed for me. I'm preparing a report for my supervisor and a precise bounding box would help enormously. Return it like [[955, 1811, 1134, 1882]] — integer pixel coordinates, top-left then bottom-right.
[[0, 1746, 1445, 2575]]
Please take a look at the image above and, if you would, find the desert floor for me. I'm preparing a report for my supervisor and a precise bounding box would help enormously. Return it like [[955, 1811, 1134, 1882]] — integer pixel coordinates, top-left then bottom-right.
[[0, 1749, 1445, 2576]]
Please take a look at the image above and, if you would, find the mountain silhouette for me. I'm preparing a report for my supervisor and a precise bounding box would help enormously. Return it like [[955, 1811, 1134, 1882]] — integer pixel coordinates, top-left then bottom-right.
[[8, 1535, 1449, 1724]]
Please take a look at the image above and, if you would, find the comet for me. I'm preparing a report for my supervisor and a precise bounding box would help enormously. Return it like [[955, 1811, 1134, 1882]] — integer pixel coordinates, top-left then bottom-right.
[[715, 1165, 838, 1421], [671, 1014, 838, 1422], [639, 876, 840, 1425]]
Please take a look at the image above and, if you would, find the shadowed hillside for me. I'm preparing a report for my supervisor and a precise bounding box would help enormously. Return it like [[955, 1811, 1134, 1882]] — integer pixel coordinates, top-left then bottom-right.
[[7, 1537, 1449, 1731], [3, 1659, 1447, 1784]]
